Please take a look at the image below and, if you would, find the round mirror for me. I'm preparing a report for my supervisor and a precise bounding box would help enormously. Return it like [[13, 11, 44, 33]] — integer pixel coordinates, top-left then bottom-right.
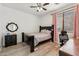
[[6, 22, 18, 32]]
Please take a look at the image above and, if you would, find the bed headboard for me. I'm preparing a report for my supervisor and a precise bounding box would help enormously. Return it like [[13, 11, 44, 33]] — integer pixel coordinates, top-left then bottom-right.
[[39, 25, 54, 32]]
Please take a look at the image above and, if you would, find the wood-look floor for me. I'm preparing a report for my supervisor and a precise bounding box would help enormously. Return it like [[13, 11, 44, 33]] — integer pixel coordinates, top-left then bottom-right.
[[0, 41, 59, 56]]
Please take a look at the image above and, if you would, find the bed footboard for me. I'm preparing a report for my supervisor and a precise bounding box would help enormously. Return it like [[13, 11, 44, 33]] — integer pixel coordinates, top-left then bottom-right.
[[22, 32, 34, 52], [28, 36, 34, 52]]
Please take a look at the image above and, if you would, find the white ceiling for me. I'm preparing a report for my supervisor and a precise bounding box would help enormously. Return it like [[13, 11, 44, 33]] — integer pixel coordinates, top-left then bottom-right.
[[0, 3, 75, 16]]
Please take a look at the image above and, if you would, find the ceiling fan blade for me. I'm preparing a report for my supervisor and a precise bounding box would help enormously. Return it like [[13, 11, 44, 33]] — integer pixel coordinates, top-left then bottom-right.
[[43, 3, 49, 6], [30, 6, 37, 8], [42, 8, 47, 11]]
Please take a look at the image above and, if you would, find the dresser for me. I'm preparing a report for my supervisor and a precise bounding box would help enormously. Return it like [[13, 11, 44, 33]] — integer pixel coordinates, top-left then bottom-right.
[[5, 34, 17, 47]]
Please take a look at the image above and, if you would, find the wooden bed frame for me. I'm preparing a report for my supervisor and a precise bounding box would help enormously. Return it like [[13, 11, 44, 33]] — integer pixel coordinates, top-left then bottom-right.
[[22, 25, 54, 52]]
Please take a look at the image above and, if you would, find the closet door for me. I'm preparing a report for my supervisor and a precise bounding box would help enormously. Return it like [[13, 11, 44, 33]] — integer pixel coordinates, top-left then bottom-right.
[[64, 11, 74, 38]]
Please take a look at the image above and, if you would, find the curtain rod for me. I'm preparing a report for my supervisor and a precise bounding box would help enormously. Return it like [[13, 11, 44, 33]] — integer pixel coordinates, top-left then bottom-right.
[[57, 8, 74, 15], [51, 4, 77, 15]]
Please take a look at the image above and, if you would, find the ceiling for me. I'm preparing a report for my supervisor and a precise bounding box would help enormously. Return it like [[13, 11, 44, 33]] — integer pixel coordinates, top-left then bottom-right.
[[0, 3, 75, 16]]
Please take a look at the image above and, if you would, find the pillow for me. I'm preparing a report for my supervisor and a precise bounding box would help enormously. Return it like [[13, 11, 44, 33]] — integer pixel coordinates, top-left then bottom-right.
[[41, 29, 47, 33], [41, 29, 51, 34]]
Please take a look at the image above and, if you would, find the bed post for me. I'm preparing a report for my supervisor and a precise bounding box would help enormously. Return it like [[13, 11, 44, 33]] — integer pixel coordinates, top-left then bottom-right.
[[22, 32, 24, 42], [51, 25, 54, 42], [51, 31, 54, 42], [39, 26, 41, 32], [29, 36, 34, 52]]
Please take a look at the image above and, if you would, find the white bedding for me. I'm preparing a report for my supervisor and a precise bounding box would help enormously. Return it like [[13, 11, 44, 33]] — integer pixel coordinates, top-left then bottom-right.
[[27, 32, 51, 46]]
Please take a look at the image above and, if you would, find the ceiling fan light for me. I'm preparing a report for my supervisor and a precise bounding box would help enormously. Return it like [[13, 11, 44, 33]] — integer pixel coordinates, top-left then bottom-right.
[[37, 7, 42, 12], [40, 8, 43, 10], [37, 7, 40, 10]]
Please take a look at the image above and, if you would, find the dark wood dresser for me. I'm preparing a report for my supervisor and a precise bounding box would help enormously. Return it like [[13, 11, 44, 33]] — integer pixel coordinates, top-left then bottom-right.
[[5, 34, 17, 47]]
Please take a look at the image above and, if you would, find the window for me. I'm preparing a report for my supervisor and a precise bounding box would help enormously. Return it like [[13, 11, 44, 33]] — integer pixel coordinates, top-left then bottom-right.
[[57, 14, 63, 32], [64, 11, 74, 33]]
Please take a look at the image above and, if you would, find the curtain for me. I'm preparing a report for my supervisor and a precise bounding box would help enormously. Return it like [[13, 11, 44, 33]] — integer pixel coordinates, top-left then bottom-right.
[[74, 5, 79, 39], [53, 14, 58, 43]]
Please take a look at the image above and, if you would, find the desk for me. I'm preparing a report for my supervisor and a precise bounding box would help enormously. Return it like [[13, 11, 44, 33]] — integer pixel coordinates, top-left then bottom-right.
[[59, 39, 79, 56]]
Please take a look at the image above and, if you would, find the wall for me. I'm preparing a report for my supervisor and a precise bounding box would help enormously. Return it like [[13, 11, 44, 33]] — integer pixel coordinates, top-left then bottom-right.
[[0, 5, 40, 48], [40, 14, 53, 26]]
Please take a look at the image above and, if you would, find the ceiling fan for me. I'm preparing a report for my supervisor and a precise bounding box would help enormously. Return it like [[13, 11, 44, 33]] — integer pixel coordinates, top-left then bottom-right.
[[30, 3, 49, 12]]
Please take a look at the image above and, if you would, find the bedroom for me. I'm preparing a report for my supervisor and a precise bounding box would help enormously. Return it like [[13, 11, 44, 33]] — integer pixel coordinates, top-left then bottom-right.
[[0, 3, 77, 56], [0, 3, 59, 56]]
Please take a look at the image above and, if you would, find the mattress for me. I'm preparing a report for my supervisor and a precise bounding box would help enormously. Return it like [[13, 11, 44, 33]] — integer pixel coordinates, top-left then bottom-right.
[[27, 32, 51, 46]]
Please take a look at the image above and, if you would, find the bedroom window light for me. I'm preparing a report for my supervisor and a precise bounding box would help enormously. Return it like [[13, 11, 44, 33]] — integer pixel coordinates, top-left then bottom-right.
[[64, 11, 74, 38], [37, 7, 43, 12], [64, 11, 74, 33], [57, 14, 63, 32]]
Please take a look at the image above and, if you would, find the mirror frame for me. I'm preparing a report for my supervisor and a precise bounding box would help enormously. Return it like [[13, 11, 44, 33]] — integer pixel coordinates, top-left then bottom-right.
[[6, 22, 18, 32]]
